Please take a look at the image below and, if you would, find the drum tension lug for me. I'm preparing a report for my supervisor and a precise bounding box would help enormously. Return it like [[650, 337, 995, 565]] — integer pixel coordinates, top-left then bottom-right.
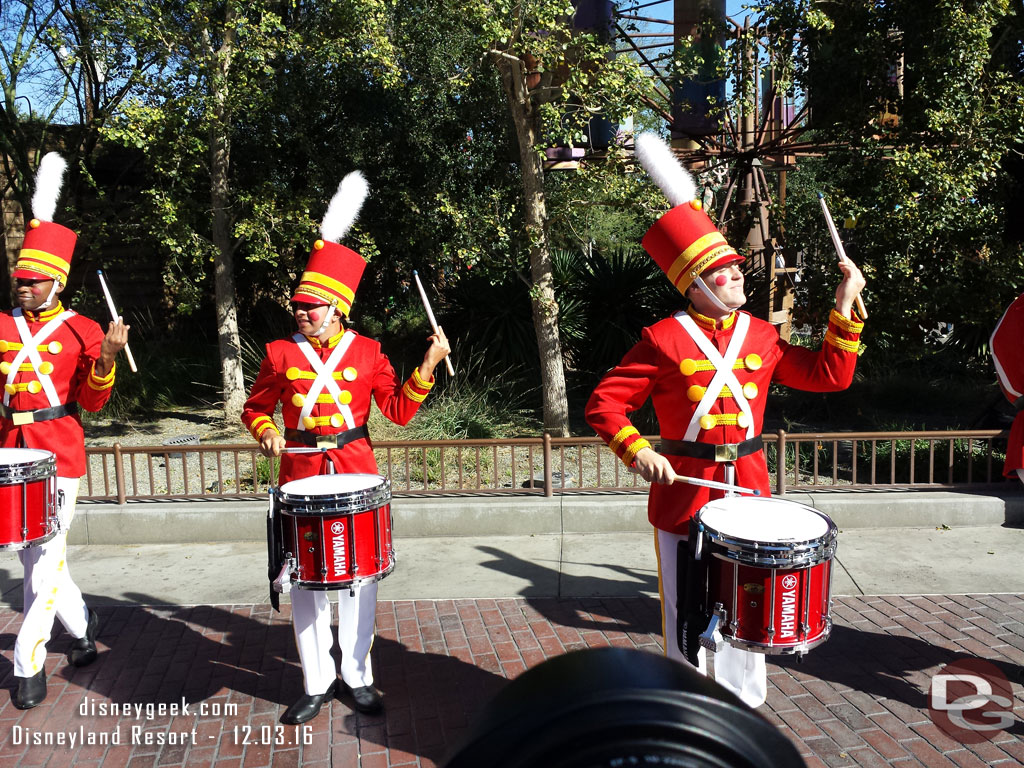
[[699, 603, 727, 653]]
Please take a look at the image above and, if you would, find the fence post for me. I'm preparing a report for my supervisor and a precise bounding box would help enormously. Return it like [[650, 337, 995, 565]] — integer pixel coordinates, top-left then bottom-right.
[[776, 430, 786, 496], [542, 432, 553, 498], [113, 443, 127, 505]]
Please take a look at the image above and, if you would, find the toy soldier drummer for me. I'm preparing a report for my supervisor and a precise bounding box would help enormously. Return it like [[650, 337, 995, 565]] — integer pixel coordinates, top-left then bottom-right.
[[991, 294, 1024, 482], [585, 134, 865, 708], [1, 153, 129, 709], [241, 171, 450, 724]]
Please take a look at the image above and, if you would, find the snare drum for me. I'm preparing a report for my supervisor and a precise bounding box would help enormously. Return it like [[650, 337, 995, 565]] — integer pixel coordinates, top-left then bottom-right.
[[274, 473, 394, 590], [0, 448, 57, 551], [695, 496, 837, 655]]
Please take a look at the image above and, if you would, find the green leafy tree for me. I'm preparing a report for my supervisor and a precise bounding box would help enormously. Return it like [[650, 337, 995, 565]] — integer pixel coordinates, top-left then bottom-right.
[[1, 0, 168, 296], [450, 0, 655, 435], [754, 0, 1024, 370]]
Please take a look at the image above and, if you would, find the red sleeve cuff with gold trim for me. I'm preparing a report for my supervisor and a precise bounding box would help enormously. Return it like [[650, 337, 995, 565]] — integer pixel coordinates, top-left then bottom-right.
[[248, 415, 280, 440], [402, 368, 435, 404], [87, 361, 116, 391], [608, 425, 652, 467]]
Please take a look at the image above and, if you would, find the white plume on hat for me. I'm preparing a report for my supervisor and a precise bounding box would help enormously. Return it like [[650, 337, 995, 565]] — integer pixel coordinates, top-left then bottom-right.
[[633, 132, 697, 208], [320, 170, 369, 244], [31, 152, 68, 223]]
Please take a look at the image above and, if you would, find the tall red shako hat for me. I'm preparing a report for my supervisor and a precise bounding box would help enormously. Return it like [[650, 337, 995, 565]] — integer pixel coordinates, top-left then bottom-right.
[[13, 153, 76, 285], [634, 133, 743, 298], [292, 171, 370, 318]]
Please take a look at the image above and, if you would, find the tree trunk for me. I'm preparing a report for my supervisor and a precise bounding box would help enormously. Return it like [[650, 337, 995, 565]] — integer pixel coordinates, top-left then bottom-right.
[[208, 20, 245, 423], [495, 53, 570, 436]]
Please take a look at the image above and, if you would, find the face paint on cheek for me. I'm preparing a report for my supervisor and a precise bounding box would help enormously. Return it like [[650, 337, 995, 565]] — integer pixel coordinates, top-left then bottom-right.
[[306, 309, 321, 325], [714, 275, 728, 287]]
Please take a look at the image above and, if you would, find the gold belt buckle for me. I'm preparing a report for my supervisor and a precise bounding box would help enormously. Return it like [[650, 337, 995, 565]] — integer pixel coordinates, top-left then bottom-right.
[[315, 437, 337, 450], [11, 411, 34, 426], [714, 443, 738, 462]]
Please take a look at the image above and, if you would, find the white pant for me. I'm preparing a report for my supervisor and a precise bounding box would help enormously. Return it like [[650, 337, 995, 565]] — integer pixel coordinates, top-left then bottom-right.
[[15, 477, 89, 677], [655, 527, 767, 708], [290, 582, 377, 695]]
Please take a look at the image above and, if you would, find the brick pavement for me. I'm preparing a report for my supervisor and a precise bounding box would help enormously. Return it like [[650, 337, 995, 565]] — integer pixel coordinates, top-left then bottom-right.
[[1, 594, 1023, 767]]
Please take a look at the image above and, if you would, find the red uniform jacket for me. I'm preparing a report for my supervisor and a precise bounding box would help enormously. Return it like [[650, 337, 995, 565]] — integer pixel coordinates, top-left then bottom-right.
[[586, 307, 864, 533], [241, 329, 433, 484], [990, 294, 1024, 477], [0, 303, 115, 477]]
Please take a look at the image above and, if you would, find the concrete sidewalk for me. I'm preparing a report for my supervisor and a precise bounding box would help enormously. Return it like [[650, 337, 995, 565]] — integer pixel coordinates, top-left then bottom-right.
[[4, 525, 1024, 609], [3, 490, 1024, 607], [2, 492, 1024, 767]]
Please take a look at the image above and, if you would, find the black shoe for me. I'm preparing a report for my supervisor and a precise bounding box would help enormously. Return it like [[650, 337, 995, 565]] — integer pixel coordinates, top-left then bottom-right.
[[69, 609, 100, 668], [343, 682, 383, 714], [12, 668, 46, 710], [281, 680, 337, 725]]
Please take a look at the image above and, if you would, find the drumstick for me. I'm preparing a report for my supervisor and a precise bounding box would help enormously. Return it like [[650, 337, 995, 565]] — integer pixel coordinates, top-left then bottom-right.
[[412, 270, 455, 377], [816, 193, 868, 319], [673, 473, 762, 496], [96, 270, 138, 372], [630, 465, 761, 495]]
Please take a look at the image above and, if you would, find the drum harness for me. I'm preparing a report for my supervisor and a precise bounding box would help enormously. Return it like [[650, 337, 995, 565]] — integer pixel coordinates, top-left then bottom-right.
[[0, 309, 78, 426], [672, 312, 758, 662], [269, 331, 365, 606]]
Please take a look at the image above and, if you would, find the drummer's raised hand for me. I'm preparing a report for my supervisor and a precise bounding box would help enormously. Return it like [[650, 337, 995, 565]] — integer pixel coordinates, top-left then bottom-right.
[[418, 324, 451, 380], [260, 430, 286, 458], [95, 317, 130, 377], [632, 446, 676, 485], [834, 258, 866, 319]]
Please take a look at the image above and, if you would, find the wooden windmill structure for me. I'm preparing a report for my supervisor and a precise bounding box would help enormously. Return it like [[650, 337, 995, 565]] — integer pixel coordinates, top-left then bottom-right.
[[612, 0, 858, 338]]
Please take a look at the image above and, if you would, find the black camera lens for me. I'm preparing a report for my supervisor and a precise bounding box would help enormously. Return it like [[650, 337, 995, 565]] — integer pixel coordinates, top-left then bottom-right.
[[443, 647, 804, 768]]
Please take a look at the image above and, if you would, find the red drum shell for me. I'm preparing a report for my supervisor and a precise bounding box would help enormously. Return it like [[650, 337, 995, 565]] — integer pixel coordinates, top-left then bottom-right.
[[705, 559, 832, 653], [274, 474, 394, 590], [696, 497, 837, 655], [0, 448, 57, 551]]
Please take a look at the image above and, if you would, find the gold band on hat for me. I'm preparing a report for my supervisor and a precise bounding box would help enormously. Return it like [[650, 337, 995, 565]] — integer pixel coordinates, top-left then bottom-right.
[[666, 233, 738, 294], [293, 283, 349, 312], [299, 271, 356, 304]]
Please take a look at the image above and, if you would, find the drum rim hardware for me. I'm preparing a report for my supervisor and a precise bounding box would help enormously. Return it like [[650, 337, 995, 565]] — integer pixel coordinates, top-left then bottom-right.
[[276, 476, 391, 516], [0, 453, 57, 551], [0, 452, 56, 485], [708, 534, 837, 568]]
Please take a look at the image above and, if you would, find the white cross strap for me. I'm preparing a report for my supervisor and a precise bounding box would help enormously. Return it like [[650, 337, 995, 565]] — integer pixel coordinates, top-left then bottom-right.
[[5, 308, 73, 408], [677, 312, 755, 442], [292, 332, 357, 431]]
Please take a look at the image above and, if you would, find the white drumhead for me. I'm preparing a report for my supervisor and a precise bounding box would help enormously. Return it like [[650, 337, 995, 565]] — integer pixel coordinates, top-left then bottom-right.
[[698, 497, 829, 542], [0, 448, 54, 466], [279, 473, 384, 497]]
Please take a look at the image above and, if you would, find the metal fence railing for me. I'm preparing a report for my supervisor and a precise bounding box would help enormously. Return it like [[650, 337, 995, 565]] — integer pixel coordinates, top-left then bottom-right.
[[81, 429, 1015, 504]]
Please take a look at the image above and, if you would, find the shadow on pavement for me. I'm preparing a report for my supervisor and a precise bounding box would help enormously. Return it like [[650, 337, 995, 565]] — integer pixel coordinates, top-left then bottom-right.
[[1, 593, 508, 762], [475, 544, 661, 636], [774, 624, 1024, 738]]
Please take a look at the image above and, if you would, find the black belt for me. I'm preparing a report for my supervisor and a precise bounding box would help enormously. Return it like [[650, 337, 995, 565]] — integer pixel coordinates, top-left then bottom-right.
[[0, 401, 78, 426], [658, 435, 763, 463], [284, 425, 369, 449]]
